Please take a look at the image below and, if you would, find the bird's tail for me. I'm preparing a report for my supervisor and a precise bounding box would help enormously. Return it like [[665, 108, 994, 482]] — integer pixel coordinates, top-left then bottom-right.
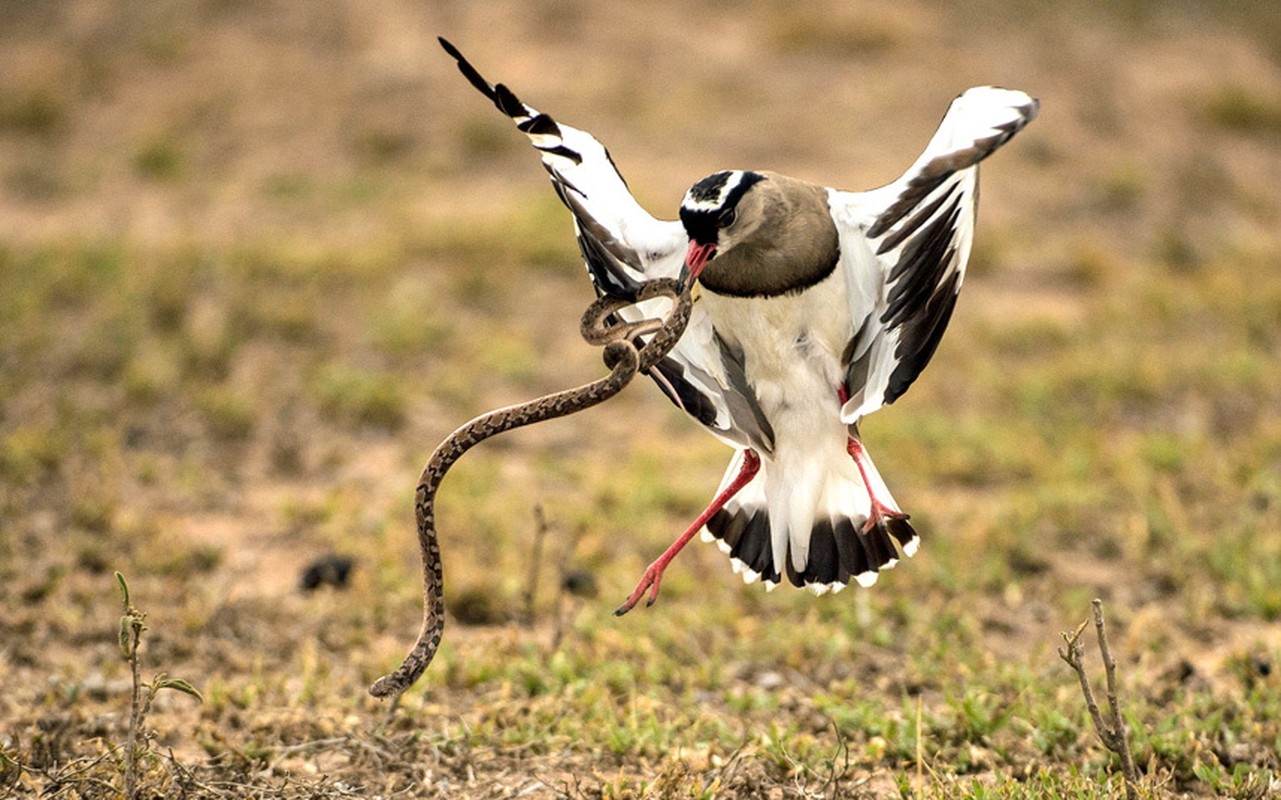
[[700, 447, 918, 594]]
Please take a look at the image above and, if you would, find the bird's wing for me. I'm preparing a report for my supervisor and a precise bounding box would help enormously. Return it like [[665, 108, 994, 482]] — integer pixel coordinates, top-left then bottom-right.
[[646, 305, 777, 454], [439, 38, 684, 295], [440, 39, 775, 454], [830, 86, 1038, 422]]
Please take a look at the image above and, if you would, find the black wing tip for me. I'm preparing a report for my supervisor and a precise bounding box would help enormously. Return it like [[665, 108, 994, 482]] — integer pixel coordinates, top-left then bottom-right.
[[438, 36, 520, 114], [492, 83, 527, 119], [1018, 96, 1041, 124], [437, 36, 461, 59]]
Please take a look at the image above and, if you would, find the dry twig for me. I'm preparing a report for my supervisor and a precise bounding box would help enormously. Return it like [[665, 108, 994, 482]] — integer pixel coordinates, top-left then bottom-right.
[[1058, 598, 1140, 800], [550, 524, 587, 651], [523, 505, 551, 627]]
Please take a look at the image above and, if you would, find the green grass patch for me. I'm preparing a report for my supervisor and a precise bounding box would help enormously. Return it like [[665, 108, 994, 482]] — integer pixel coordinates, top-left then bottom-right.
[[310, 362, 407, 430]]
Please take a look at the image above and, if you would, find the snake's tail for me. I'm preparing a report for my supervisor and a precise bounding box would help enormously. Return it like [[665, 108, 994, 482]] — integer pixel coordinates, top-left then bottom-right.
[[369, 615, 442, 698], [369, 280, 691, 701], [370, 473, 450, 700]]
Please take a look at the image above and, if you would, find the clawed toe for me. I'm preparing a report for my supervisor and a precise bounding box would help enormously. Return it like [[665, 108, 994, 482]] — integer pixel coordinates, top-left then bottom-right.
[[861, 505, 909, 534], [614, 564, 666, 616]]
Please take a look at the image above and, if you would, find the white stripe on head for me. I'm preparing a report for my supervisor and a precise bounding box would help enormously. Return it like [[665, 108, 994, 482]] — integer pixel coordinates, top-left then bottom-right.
[[681, 170, 752, 212]]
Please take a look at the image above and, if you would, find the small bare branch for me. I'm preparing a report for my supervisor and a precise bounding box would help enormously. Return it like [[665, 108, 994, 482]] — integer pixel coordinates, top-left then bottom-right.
[[1058, 599, 1140, 800], [522, 505, 551, 628], [1093, 599, 1140, 792], [1058, 619, 1105, 739], [550, 523, 583, 651]]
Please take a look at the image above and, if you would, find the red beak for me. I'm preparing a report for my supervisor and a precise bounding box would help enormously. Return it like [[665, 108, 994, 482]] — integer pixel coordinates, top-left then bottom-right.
[[684, 240, 717, 286]]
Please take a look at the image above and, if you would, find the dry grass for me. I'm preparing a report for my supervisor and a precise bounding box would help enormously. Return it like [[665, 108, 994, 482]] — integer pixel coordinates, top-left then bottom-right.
[[3, 1, 1281, 797]]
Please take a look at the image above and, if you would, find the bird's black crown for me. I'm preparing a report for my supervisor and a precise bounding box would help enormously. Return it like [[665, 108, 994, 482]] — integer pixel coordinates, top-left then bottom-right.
[[679, 171, 766, 244]]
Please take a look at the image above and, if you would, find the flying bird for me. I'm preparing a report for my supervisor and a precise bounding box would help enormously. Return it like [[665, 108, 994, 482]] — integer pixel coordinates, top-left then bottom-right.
[[438, 39, 1038, 614]]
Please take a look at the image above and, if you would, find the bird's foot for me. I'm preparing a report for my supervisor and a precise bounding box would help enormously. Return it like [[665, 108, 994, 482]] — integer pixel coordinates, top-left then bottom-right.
[[614, 449, 761, 617], [614, 560, 667, 616], [862, 504, 919, 560], [862, 501, 910, 534]]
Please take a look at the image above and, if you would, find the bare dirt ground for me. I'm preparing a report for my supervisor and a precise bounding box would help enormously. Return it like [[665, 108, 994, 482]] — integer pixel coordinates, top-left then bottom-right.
[[2, 1, 1280, 797]]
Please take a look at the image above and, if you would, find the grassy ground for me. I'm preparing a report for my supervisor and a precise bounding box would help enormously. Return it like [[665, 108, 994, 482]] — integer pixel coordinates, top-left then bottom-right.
[[2, 1, 1281, 797]]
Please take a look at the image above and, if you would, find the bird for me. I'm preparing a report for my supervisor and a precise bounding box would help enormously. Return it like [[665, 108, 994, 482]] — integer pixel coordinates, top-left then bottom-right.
[[437, 38, 1038, 614]]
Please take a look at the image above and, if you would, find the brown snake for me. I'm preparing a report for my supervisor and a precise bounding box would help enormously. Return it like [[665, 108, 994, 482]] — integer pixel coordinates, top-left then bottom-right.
[[369, 277, 692, 699]]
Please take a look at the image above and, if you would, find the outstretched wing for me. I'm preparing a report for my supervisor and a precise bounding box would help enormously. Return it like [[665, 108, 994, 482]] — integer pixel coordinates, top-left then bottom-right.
[[439, 37, 683, 297], [831, 86, 1038, 422], [439, 39, 776, 454]]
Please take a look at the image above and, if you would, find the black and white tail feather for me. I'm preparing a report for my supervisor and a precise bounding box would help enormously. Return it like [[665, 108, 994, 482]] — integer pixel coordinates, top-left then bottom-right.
[[701, 445, 919, 594], [440, 38, 1037, 595]]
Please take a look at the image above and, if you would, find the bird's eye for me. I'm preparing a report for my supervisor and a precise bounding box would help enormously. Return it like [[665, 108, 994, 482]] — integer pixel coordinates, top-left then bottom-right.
[[718, 208, 736, 228]]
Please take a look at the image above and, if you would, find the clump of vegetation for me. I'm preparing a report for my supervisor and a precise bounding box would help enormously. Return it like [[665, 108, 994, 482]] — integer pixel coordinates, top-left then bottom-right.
[[1204, 86, 1281, 137], [311, 362, 407, 430], [766, 5, 913, 57], [116, 572, 204, 799], [197, 387, 257, 441], [133, 136, 185, 181], [0, 88, 64, 138], [0, 575, 206, 796]]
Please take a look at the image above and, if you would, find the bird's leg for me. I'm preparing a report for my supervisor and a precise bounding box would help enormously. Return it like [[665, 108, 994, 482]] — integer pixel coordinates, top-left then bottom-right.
[[615, 449, 761, 616], [836, 386, 909, 532], [846, 435, 909, 533]]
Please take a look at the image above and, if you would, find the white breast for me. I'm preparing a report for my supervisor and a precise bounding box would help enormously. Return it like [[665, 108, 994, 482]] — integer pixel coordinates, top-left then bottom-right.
[[699, 269, 852, 420]]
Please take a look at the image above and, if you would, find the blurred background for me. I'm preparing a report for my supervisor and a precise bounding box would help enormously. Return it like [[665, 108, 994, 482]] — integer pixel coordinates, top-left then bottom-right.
[[2, 1, 1279, 796]]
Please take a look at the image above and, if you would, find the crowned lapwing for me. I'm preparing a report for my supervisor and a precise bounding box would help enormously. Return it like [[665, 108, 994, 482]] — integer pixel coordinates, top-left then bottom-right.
[[439, 39, 1038, 613]]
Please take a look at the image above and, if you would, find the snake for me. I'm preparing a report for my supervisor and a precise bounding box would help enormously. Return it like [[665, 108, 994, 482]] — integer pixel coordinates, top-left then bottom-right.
[[369, 277, 692, 700]]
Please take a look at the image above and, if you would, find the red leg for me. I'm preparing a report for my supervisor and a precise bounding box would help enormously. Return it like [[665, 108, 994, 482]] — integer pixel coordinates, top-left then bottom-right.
[[615, 450, 761, 616], [836, 384, 908, 531], [846, 437, 909, 533]]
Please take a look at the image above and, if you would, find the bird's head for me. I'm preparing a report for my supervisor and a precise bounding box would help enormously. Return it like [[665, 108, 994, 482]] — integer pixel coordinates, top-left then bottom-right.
[[678, 170, 767, 287]]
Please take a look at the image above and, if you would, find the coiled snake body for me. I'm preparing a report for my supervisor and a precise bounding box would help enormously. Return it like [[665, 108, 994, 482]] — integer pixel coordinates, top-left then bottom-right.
[[370, 278, 691, 699]]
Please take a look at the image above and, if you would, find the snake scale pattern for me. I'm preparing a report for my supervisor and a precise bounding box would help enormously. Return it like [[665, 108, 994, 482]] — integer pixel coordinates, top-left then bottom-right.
[[370, 278, 691, 699]]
